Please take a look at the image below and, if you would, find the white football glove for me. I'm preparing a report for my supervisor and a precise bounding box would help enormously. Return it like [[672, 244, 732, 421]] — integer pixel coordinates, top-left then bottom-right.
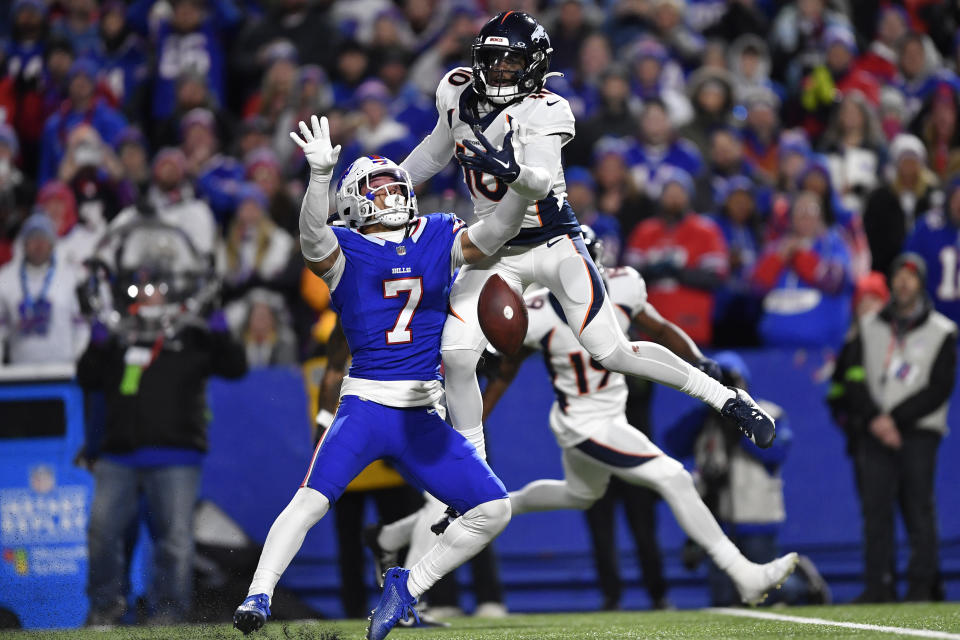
[[290, 114, 341, 182]]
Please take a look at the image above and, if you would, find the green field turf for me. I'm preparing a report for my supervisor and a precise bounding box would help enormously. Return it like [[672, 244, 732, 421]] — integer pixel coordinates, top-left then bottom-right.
[[4, 603, 960, 640]]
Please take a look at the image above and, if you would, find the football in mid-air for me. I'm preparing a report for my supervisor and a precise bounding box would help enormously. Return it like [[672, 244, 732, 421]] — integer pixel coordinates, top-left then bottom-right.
[[478, 274, 528, 355]]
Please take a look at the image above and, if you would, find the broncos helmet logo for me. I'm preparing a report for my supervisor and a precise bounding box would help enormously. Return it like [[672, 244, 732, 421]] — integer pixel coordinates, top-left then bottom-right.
[[531, 24, 549, 45]]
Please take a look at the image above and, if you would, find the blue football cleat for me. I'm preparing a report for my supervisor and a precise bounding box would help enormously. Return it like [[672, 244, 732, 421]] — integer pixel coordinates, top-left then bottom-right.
[[366, 567, 419, 640], [721, 388, 776, 448], [233, 593, 270, 635]]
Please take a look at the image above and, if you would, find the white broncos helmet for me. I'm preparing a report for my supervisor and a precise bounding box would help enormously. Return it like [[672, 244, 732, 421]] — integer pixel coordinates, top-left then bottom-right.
[[335, 155, 418, 229]]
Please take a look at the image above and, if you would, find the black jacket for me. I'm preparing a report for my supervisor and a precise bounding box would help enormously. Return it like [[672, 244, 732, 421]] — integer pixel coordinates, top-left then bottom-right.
[[77, 327, 248, 454], [863, 183, 938, 277]]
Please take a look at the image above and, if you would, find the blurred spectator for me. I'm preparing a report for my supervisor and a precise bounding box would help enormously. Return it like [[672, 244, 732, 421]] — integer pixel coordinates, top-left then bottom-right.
[[232, 0, 341, 91], [38, 58, 127, 185], [913, 83, 960, 181], [273, 65, 333, 176], [408, 10, 477, 97], [0, 213, 87, 365], [353, 80, 411, 155], [591, 137, 652, 245], [559, 31, 612, 120], [330, 40, 371, 106], [0, 123, 35, 251], [111, 147, 217, 258], [154, 71, 233, 147], [245, 147, 298, 237], [50, 0, 102, 60], [57, 124, 125, 224], [665, 352, 827, 606], [740, 88, 781, 184], [693, 127, 757, 214], [2, 0, 49, 168], [566, 65, 638, 168], [701, 0, 767, 43], [97, 0, 150, 118], [770, 0, 850, 89], [799, 26, 880, 136], [905, 180, 960, 324], [37, 178, 101, 272], [625, 167, 728, 345], [896, 33, 943, 124], [728, 35, 777, 104], [678, 68, 735, 154], [628, 38, 691, 126], [753, 190, 853, 347], [114, 127, 151, 204], [181, 108, 245, 224], [546, 0, 597, 75], [152, 0, 239, 121], [219, 183, 294, 300], [856, 6, 909, 85], [711, 177, 763, 346], [820, 92, 885, 214], [831, 253, 956, 602], [78, 280, 247, 624], [566, 167, 620, 265], [242, 46, 298, 127], [651, 0, 703, 70], [233, 288, 297, 368], [628, 99, 703, 196], [864, 134, 940, 277]]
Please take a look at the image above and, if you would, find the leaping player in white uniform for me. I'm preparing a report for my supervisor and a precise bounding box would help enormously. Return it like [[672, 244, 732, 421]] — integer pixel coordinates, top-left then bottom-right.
[[400, 12, 774, 463], [371, 228, 798, 606], [387, 11, 777, 564]]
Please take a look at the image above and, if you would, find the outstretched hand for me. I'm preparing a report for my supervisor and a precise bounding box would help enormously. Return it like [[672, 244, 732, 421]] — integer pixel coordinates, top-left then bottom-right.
[[457, 125, 521, 183], [290, 114, 341, 180]]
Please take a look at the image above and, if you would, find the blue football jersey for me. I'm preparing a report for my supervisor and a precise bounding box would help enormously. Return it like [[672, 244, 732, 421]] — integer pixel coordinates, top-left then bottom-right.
[[330, 213, 465, 382], [905, 210, 960, 324]]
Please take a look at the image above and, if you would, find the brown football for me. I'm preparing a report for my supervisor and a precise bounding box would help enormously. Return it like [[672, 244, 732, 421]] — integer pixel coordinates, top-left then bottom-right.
[[477, 274, 528, 355]]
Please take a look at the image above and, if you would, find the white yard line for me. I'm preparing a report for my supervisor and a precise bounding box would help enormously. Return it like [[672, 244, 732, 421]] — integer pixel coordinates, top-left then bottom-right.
[[706, 607, 960, 640]]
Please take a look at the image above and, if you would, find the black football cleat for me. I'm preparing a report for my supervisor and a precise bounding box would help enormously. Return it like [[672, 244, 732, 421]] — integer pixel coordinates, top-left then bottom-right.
[[721, 388, 776, 448]]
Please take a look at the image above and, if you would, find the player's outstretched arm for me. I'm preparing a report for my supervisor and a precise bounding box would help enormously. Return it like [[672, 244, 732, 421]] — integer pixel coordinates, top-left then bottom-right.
[[291, 115, 343, 280], [457, 187, 529, 264], [399, 114, 455, 187], [633, 303, 721, 379], [481, 347, 534, 422], [457, 125, 560, 201]]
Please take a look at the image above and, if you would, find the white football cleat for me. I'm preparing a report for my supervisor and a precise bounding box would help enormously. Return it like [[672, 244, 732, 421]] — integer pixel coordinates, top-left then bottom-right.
[[732, 552, 800, 606]]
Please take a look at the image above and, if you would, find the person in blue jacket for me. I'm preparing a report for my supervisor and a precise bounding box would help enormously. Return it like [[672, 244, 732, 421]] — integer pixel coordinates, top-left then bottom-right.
[[905, 179, 960, 325]]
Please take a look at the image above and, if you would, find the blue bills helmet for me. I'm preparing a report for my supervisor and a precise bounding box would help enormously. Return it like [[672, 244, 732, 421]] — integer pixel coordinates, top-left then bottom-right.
[[335, 155, 418, 229], [471, 11, 553, 105]]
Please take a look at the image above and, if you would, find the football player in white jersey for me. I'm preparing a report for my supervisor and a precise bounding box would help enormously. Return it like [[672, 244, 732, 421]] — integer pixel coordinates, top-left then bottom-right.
[[371, 228, 799, 605], [399, 12, 776, 481]]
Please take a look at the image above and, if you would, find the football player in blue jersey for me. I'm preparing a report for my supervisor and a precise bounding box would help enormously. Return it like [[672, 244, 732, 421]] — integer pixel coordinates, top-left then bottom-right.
[[233, 115, 531, 640]]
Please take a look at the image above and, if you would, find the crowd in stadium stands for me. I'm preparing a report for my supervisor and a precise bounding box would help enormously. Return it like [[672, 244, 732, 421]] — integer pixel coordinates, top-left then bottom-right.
[[2, 0, 960, 361]]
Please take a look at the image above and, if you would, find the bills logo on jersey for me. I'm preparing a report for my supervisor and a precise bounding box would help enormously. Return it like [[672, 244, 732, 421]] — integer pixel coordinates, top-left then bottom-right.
[[484, 36, 509, 46]]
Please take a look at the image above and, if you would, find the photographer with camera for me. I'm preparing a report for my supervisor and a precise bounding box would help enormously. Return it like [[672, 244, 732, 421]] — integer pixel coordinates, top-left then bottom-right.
[[664, 351, 829, 606], [77, 220, 247, 625]]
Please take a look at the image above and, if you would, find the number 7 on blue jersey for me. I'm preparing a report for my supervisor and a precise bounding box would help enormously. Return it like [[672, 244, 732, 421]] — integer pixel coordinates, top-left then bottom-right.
[[383, 277, 423, 344]]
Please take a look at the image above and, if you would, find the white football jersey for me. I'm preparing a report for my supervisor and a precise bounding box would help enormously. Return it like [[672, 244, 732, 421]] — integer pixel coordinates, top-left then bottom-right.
[[434, 67, 579, 245], [523, 266, 648, 448]]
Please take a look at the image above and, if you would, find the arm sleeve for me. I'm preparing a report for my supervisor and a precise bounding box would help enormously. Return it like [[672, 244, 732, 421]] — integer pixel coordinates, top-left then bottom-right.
[[509, 133, 561, 201], [298, 176, 339, 263], [464, 189, 530, 256], [890, 330, 958, 431], [399, 113, 455, 187]]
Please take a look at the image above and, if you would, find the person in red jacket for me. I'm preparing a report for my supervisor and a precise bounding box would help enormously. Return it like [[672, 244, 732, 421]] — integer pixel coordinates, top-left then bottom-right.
[[624, 167, 728, 345]]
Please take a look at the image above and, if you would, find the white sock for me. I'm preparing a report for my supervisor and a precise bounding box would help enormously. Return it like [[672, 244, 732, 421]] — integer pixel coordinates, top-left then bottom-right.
[[246, 488, 330, 600], [681, 366, 735, 411], [377, 510, 420, 553], [509, 480, 595, 515], [406, 498, 510, 598]]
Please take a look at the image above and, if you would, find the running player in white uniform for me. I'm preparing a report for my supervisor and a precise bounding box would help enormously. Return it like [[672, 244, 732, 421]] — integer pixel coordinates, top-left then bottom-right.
[[372, 228, 799, 605], [399, 12, 775, 478]]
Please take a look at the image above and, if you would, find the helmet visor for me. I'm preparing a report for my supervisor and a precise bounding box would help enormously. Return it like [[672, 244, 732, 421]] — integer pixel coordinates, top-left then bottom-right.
[[477, 49, 526, 87]]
